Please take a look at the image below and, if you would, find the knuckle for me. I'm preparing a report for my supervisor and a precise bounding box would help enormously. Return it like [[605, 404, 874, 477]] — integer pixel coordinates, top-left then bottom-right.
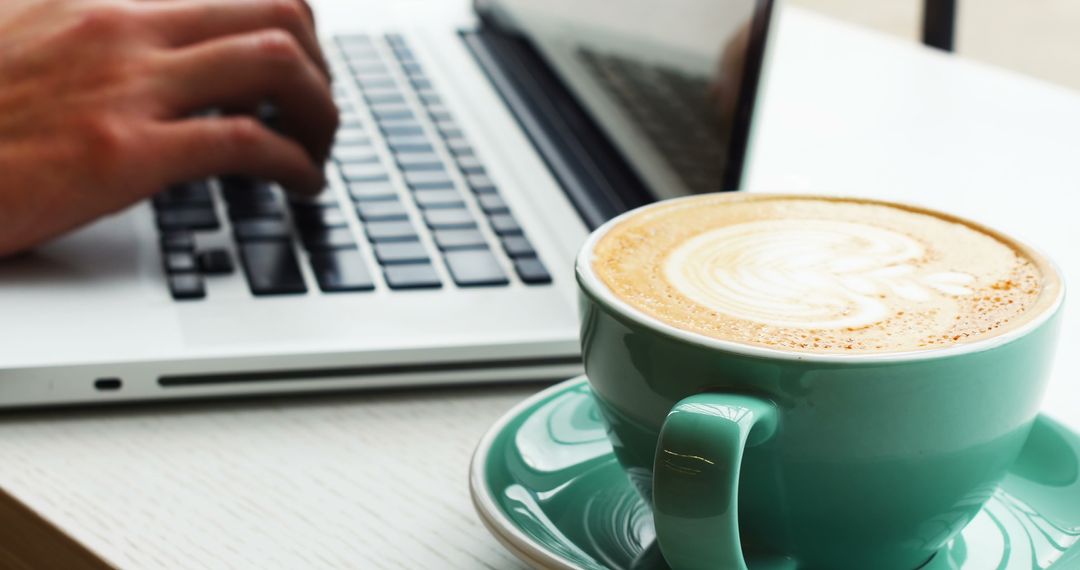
[[252, 29, 304, 66], [267, 0, 306, 26], [83, 117, 131, 156], [74, 116, 135, 184], [70, 4, 137, 38], [223, 118, 266, 148]]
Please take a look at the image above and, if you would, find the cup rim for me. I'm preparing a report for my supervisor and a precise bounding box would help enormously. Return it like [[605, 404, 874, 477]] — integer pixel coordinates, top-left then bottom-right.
[[576, 192, 1066, 364]]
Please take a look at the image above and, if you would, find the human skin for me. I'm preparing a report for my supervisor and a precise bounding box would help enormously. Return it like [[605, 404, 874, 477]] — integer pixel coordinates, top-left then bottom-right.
[[0, 0, 338, 256]]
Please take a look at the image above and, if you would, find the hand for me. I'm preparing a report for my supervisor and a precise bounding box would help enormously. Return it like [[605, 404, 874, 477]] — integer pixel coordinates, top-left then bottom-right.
[[0, 0, 338, 256]]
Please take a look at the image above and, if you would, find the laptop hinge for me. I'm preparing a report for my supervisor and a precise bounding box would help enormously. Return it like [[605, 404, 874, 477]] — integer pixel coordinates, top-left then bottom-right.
[[461, 28, 653, 229]]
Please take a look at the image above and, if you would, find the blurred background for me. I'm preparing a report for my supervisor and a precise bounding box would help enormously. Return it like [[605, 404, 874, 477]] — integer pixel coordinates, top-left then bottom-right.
[[793, 0, 1080, 91]]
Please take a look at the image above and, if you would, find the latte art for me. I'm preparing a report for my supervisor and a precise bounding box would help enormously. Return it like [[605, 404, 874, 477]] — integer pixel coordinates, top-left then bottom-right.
[[591, 195, 1051, 354], [664, 220, 976, 329]]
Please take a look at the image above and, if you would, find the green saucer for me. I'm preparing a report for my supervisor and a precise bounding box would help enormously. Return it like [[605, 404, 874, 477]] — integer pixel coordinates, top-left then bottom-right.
[[470, 376, 1080, 569]]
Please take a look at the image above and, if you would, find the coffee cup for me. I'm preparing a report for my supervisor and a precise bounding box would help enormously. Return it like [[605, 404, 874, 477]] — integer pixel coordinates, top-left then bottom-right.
[[575, 193, 1064, 569]]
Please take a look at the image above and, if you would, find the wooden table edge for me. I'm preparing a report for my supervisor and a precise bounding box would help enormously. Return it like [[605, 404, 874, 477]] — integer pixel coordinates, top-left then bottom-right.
[[0, 486, 112, 569]]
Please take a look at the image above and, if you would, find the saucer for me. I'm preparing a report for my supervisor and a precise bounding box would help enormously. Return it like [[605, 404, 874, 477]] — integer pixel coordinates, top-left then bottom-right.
[[470, 376, 1080, 569]]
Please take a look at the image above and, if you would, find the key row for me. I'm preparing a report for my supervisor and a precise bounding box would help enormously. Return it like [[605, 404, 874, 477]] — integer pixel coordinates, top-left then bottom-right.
[[342, 38, 513, 289], [384, 35, 552, 285]]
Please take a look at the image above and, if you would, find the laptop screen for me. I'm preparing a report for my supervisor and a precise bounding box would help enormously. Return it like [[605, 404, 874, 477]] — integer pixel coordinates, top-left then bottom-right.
[[475, 0, 776, 199]]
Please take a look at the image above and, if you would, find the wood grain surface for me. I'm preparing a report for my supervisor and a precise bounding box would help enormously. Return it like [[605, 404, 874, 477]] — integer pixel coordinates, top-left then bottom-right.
[[0, 385, 541, 569]]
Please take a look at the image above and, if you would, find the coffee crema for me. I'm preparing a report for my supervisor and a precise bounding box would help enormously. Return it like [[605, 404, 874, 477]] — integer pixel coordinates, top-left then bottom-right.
[[591, 195, 1053, 354]]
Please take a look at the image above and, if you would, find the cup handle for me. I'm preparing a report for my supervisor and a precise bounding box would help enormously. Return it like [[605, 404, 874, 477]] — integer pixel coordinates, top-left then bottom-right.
[[653, 393, 779, 570]]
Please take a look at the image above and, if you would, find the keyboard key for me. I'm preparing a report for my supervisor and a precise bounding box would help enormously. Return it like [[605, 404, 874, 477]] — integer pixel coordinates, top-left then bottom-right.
[[351, 62, 389, 75], [399, 62, 424, 76], [301, 227, 356, 250], [392, 47, 415, 62], [365, 221, 418, 242], [153, 181, 212, 208], [292, 206, 349, 228], [333, 146, 379, 164], [477, 193, 510, 214], [340, 45, 379, 61], [373, 240, 429, 265], [501, 230, 540, 256], [383, 263, 442, 290], [444, 137, 474, 156], [221, 178, 276, 204], [411, 78, 433, 90], [440, 128, 464, 140], [379, 120, 425, 136], [514, 257, 552, 284], [364, 92, 406, 105], [356, 76, 396, 90], [228, 201, 284, 220], [197, 249, 234, 275], [340, 162, 388, 182], [429, 111, 453, 123], [348, 181, 398, 202], [386, 135, 434, 153], [443, 250, 509, 287], [338, 34, 373, 46], [310, 249, 375, 292], [168, 273, 205, 300], [156, 208, 219, 231], [160, 231, 195, 252], [423, 208, 476, 229], [238, 241, 307, 295], [418, 92, 441, 105], [351, 66, 390, 79], [467, 173, 497, 193], [395, 153, 444, 171], [356, 200, 409, 221], [413, 189, 465, 209], [339, 112, 363, 129], [426, 104, 452, 120], [433, 228, 487, 251], [371, 104, 415, 121], [367, 102, 408, 118], [456, 155, 486, 174], [336, 129, 370, 146], [234, 219, 290, 241], [403, 170, 453, 190], [489, 213, 523, 236], [163, 251, 197, 273], [359, 85, 401, 99]]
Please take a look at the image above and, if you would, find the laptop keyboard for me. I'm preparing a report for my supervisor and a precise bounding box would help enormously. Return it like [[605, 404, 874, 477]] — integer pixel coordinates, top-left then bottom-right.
[[577, 49, 726, 195], [152, 34, 551, 300]]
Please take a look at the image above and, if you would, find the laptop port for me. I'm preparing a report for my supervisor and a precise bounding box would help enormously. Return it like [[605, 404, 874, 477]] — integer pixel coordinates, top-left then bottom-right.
[[94, 377, 122, 391]]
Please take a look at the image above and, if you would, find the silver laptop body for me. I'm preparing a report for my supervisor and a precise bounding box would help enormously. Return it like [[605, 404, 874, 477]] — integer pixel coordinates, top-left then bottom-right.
[[0, 0, 777, 407]]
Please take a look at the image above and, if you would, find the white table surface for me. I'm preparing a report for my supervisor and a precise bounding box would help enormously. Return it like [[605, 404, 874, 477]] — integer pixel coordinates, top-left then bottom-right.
[[1, 5, 1078, 569]]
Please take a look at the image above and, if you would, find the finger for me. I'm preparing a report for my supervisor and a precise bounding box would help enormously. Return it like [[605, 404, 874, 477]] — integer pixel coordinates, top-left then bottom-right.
[[137, 0, 328, 79], [151, 116, 325, 195], [158, 29, 339, 164], [136, 0, 318, 27]]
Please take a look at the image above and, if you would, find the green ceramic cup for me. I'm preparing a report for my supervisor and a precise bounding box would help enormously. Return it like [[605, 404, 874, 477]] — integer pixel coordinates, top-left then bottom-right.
[[575, 195, 1065, 570]]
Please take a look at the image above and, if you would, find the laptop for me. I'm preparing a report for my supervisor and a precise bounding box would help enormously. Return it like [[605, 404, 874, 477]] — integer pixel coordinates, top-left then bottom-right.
[[0, 0, 778, 407]]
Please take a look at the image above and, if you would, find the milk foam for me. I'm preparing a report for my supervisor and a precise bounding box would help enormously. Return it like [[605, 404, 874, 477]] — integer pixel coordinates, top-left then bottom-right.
[[591, 195, 1049, 354], [664, 219, 975, 329]]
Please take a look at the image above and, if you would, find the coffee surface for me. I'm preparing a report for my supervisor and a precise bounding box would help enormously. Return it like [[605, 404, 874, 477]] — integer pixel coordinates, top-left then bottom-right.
[[591, 195, 1050, 354]]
